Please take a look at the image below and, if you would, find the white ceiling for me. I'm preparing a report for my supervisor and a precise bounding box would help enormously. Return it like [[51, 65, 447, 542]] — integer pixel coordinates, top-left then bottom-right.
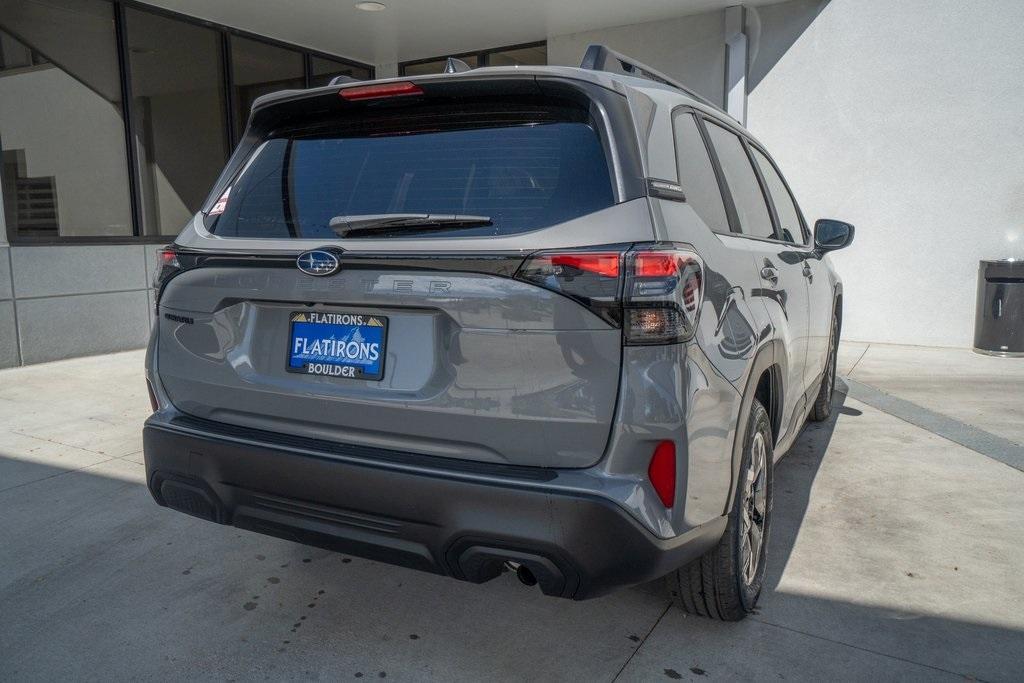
[[138, 0, 782, 66]]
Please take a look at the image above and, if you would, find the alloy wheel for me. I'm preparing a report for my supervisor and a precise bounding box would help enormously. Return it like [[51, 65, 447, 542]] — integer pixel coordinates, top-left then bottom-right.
[[740, 431, 768, 585]]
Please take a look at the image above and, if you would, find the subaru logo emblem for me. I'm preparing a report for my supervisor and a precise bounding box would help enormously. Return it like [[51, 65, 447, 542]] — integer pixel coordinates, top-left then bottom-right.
[[296, 250, 340, 277]]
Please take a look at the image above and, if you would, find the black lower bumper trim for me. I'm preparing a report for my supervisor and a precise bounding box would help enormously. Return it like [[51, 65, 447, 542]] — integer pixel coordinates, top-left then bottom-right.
[[143, 417, 726, 599]]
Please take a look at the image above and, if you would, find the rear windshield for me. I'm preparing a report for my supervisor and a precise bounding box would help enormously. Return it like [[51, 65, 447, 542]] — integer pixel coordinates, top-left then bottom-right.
[[206, 103, 616, 239]]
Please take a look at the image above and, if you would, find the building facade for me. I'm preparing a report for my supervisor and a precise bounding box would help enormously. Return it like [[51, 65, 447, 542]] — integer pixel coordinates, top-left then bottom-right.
[[1, 0, 1022, 367]]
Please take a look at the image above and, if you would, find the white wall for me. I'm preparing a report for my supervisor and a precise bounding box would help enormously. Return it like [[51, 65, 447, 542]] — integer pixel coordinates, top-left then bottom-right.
[[0, 67, 132, 236], [548, 0, 1024, 348], [746, 0, 1024, 347]]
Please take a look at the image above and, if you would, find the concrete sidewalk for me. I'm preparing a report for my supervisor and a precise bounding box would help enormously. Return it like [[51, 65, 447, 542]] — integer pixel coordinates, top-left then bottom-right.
[[1, 343, 1023, 681]]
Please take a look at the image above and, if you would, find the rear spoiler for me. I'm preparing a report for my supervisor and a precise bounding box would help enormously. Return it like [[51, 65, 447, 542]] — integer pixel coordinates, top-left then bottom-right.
[[200, 74, 648, 215]]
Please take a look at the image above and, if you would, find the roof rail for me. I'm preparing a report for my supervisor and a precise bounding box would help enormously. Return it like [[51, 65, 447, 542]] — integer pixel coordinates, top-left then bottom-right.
[[579, 44, 732, 119]]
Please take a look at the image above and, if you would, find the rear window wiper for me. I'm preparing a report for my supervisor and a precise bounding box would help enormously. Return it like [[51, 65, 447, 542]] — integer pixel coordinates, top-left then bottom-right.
[[329, 213, 492, 238]]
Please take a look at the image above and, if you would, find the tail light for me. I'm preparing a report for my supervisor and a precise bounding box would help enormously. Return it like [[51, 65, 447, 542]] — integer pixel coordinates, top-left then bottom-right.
[[515, 249, 624, 326], [515, 243, 704, 343], [624, 247, 703, 344], [152, 245, 190, 313], [153, 246, 182, 289]]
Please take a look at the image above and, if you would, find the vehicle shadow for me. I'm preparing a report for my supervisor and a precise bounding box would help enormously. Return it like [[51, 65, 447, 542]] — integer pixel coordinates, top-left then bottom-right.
[[763, 384, 858, 590], [3, 382, 1024, 681]]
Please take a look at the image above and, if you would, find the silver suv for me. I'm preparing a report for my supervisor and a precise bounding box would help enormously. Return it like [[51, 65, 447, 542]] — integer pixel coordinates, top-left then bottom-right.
[[144, 46, 854, 621]]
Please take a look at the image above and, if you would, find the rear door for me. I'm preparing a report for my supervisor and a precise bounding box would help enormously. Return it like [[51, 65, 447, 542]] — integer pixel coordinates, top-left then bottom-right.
[[749, 145, 829, 391], [702, 119, 811, 438], [156, 86, 652, 469]]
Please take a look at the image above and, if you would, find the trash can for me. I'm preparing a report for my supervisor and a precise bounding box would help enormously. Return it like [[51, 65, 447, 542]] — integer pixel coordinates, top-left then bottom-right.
[[974, 259, 1024, 356]]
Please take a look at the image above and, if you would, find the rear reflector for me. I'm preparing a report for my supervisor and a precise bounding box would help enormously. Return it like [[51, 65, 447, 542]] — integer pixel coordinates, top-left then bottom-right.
[[648, 441, 676, 508], [339, 81, 424, 101]]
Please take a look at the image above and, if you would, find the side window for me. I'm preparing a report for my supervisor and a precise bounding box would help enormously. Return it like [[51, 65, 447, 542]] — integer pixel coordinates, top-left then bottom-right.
[[752, 147, 806, 245], [671, 112, 730, 234], [704, 121, 776, 240]]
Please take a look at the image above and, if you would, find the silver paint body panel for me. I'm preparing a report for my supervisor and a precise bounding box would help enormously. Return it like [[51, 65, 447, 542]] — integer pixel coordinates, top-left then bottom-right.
[[147, 65, 842, 540]]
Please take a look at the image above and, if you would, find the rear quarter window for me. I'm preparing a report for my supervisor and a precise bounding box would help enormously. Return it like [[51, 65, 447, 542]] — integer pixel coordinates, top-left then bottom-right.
[[704, 121, 776, 240], [672, 112, 730, 234], [206, 103, 616, 239]]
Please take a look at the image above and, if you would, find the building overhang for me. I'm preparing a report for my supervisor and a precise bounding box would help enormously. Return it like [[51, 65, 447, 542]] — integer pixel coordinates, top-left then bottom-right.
[[137, 0, 786, 65]]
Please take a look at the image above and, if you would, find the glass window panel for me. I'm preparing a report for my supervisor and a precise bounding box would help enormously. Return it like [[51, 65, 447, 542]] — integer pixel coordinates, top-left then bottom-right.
[[310, 55, 370, 87], [0, 0, 132, 238], [231, 36, 304, 142], [705, 121, 775, 239], [126, 8, 228, 236], [751, 147, 806, 244], [402, 55, 477, 77], [672, 113, 729, 234], [485, 44, 546, 67], [208, 112, 614, 240]]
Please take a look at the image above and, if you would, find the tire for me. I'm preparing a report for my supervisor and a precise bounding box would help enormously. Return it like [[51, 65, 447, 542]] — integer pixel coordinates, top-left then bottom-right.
[[809, 308, 839, 422], [667, 399, 773, 621]]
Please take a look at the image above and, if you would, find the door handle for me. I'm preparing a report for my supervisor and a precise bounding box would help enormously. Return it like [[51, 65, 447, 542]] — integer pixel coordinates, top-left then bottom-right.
[[760, 266, 779, 286], [802, 262, 813, 283]]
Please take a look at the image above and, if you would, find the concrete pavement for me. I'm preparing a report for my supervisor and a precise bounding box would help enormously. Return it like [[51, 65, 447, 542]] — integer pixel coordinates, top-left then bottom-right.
[[1, 343, 1023, 681]]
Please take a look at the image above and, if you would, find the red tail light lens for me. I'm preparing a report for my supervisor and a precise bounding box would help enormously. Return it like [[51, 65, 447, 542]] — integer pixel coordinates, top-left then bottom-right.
[[153, 247, 181, 289], [547, 252, 621, 278], [648, 441, 676, 508], [339, 81, 424, 101]]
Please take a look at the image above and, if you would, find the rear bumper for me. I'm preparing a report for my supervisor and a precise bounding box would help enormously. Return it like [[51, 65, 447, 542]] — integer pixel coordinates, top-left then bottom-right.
[[143, 414, 726, 599]]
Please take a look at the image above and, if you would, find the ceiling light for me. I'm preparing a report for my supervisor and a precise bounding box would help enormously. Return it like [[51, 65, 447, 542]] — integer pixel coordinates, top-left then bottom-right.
[[354, 1, 386, 10]]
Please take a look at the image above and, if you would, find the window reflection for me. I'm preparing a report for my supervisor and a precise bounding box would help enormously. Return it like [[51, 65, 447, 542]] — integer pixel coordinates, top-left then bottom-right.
[[126, 8, 228, 236], [0, 0, 371, 241], [0, 0, 132, 238], [231, 37, 305, 143], [310, 55, 370, 87]]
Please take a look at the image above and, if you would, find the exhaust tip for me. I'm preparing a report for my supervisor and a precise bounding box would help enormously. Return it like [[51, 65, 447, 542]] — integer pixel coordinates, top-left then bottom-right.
[[516, 564, 538, 587]]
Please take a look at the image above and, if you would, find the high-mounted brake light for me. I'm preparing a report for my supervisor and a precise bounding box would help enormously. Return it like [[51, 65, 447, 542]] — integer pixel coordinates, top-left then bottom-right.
[[648, 441, 676, 508], [339, 81, 424, 101]]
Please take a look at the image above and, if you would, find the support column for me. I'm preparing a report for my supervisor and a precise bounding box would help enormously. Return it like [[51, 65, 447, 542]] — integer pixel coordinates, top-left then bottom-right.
[[724, 5, 748, 124]]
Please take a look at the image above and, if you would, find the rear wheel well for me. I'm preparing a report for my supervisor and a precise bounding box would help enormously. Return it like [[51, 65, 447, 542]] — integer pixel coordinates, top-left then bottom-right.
[[753, 366, 782, 446]]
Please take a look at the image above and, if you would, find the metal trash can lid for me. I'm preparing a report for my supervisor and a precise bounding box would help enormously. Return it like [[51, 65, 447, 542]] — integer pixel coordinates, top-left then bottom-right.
[[980, 258, 1024, 278]]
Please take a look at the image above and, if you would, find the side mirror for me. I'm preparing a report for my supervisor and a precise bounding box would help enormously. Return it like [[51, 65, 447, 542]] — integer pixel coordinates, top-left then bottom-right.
[[814, 219, 855, 252]]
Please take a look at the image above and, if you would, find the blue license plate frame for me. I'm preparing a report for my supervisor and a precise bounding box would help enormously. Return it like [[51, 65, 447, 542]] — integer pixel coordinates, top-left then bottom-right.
[[286, 311, 388, 381]]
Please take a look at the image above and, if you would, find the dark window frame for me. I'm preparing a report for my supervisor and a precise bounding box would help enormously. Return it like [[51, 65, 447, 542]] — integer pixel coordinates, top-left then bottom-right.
[[668, 108, 732, 235], [700, 116, 778, 241], [3, 0, 373, 245], [399, 40, 546, 76], [746, 140, 811, 246], [694, 111, 814, 249]]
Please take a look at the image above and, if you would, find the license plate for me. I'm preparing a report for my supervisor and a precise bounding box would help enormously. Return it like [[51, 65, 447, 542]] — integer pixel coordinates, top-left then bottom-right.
[[287, 311, 387, 380]]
